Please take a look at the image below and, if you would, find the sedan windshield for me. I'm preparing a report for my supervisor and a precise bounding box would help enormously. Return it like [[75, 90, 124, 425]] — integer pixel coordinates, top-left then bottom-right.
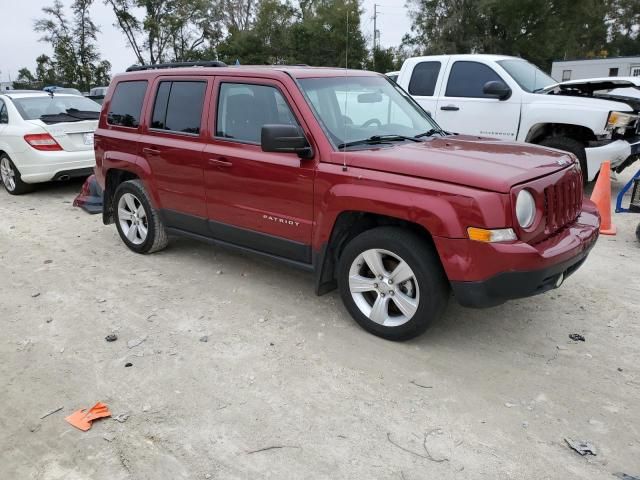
[[12, 95, 101, 123], [298, 75, 443, 149], [497, 59, 556, 93]]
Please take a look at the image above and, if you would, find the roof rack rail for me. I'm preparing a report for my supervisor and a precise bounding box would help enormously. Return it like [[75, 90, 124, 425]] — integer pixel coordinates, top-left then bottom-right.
[[126, 60, 226, 72]]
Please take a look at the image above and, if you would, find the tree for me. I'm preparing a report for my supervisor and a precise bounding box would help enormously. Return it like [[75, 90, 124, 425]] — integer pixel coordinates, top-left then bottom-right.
[[403, 0, 612, 71], [34, 0, 110, 89], [105, 0, 226, 65]]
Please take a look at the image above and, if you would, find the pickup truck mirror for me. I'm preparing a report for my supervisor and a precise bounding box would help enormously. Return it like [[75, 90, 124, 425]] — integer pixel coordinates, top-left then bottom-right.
[[483, 81, 512, 100], [261, 124, 313, 159]]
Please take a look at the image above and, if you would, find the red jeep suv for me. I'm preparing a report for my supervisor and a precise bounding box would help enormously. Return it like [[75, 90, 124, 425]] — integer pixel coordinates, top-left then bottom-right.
[[94, 61, 600, 340]]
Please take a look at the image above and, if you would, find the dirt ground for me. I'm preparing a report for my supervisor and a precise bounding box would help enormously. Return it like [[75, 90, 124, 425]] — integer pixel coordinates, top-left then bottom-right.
[[1, 170, 639, 480]]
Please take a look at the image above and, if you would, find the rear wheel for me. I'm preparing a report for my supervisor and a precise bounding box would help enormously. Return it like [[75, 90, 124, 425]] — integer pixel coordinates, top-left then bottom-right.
[[0, 154, 32, 195], [114, 180, 168, 254], [337, 227, 449, 341], [539, 136, 588, 184]]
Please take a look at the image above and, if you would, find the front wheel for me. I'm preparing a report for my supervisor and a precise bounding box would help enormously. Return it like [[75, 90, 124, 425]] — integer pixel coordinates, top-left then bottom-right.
[[337, 227, 449, 341], [114, 180, 168, 254], [538, 136, 588, 185]]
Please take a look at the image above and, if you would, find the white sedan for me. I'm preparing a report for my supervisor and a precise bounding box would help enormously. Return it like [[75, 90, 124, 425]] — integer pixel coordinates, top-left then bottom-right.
[[0, 91, 100, 194]]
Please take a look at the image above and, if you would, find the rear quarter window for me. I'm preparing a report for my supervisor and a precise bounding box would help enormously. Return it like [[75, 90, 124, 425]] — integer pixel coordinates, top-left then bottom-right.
[[107, 81, 148, 128], [408, 61, 441, 96]]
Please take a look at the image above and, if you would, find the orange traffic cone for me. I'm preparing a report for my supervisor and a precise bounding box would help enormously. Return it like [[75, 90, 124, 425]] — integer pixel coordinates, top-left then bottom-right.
[[590, 160, 616, 235]]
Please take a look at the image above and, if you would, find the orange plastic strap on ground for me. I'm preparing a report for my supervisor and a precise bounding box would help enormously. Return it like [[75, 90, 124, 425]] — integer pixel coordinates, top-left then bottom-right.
[[65, 402, 112, 431]]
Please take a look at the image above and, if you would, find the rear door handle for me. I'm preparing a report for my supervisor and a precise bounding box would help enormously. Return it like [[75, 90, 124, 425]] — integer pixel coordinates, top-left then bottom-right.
[[208, 158, 233, 168], [440, 105, 459, 111], [143, 147, 161, 155]]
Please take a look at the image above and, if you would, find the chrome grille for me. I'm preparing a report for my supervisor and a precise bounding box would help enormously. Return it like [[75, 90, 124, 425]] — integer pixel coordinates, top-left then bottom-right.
[[544, 169, 583, 234]]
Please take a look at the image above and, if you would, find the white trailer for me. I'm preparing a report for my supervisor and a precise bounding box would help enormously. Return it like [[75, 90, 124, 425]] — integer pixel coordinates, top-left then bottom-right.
[[551, 57, 640, 82]]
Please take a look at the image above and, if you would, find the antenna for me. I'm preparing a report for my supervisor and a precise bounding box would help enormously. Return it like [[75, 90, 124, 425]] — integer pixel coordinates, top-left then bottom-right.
[[342, 9, 349, 172]]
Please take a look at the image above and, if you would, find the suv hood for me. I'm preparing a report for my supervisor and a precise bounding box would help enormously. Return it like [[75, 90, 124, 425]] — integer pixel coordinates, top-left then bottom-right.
[[334, 135, 573, 193]]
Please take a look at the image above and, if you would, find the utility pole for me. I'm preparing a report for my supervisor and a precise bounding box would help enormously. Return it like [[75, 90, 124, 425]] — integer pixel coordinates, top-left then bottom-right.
[[372, 3, 379, 70]]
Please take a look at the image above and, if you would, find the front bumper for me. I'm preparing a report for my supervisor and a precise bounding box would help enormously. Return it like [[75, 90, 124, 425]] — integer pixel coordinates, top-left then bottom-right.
[[585, 140, 630, 181], [434, 201, 600, 308]]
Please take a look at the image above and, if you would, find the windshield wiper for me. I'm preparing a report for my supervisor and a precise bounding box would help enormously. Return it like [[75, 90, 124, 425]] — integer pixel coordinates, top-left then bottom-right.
[[337, 134, 421, 150], [414, 128, 444, 139]]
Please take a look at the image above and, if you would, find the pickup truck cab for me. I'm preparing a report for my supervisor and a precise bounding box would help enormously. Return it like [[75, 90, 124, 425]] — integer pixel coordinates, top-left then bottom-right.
[[95, 63, 599, 340], [396, 54, 640, 182]]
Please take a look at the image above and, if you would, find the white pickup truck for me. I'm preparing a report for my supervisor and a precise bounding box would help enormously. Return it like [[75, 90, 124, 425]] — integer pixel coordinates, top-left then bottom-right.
[[395, 54, 640, 181]]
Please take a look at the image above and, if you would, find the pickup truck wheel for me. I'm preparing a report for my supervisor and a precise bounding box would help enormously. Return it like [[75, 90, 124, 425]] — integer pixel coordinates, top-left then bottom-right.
[[1, 154, 32, 195], [539, 136, 588, 184], [337, 227, 449, 341], [114, 180, 168, 254]]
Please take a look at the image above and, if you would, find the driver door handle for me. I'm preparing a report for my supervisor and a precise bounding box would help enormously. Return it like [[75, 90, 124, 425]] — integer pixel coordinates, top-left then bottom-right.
[[208, 157, 233, 168], [142, 147, 161, 155], [440, 105, 459, 111]]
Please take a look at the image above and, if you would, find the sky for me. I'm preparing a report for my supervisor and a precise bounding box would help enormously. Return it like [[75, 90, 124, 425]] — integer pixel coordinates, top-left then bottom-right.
[[0, 0, 412, 83]]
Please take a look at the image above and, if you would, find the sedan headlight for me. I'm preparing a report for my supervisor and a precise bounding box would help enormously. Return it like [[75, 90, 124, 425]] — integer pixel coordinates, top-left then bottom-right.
[[606, 111, 637, 130], [516, 190, 536, 228]]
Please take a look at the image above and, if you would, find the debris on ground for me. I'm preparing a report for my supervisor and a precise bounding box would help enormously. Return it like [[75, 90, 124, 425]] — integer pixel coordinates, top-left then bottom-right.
[[113, 413, 130, 423], [127, 336, 147, 349], [105, 334, 118, 342], [199, 335, 208, 342], [103, 432, 116, 442], [564, 438, 597, 456], [504, 402, 517, 408], [569, 334, 586, 342], [65, 402, 112, 431], [124, 362, 133, 367], [40, 406, 63, 420], [614, 473, 640, 480], [409, 380, 432, 389], [29, 423, 41, 433], [142, 405, 151, 412], [246, 445, 301, 454], [31, 292, 41, 298], [44, 259, 53, 264]]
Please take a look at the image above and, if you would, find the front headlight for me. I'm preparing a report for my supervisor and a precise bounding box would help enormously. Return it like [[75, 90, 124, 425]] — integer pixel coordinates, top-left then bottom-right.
[[606, 111, 637, 130], [516, 190, 536, 228]]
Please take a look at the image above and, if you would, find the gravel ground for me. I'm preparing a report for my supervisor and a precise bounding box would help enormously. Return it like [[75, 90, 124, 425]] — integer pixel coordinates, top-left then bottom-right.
[[1, 171, 639, 480]]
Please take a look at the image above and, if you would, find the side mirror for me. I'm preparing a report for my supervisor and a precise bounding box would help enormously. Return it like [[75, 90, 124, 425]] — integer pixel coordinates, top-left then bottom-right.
[[261, 124, 312, 158], [483, 80, 512, 100]]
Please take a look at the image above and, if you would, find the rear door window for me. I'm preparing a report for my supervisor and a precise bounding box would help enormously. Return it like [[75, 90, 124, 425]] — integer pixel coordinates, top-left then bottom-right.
[[0, 100, 7, 123], [151, 81, 207, 134], [216, 83, 298, 144], [445, 61, 504, 98], [408, 61, 441, 96], [107, 81, 148, 128]]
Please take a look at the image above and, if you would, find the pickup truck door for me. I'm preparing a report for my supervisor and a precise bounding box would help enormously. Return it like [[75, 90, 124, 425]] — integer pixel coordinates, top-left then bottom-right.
[[399, 57, 449, 119], [202, 78, 315, 264], [434, 60, 521, 141]]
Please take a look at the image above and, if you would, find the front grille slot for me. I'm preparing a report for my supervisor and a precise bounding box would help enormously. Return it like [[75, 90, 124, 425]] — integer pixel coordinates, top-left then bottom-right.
[[544, 170, 583, 235]]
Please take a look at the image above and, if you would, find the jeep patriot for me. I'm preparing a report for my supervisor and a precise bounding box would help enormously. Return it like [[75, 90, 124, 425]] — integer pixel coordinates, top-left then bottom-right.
[[95, 62, 600, 340]]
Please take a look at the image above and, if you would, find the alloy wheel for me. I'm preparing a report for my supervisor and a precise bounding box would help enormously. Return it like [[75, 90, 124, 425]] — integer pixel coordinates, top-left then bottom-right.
[[348, 248, 420, 327], [118, 192, 148, 245], [0, 158, 16, 192]]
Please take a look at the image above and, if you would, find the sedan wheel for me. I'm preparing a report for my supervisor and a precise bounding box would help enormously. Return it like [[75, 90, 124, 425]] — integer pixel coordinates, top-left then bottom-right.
[[349, 248, 420, 327], [0, 157, 16, 192], [117, 192, 148, 245]]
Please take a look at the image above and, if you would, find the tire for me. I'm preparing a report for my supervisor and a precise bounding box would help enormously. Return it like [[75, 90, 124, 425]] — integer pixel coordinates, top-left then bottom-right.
[[539, 136, 588, 185], [337, 227, 449, 341], [0, 154, 33, 195], [114, 179, 168, 254]]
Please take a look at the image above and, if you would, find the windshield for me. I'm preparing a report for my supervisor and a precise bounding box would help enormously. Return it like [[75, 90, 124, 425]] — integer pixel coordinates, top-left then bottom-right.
[[13, 95, 101, 122], [497, 59, 556, 93], [298, 76, 442, 149]]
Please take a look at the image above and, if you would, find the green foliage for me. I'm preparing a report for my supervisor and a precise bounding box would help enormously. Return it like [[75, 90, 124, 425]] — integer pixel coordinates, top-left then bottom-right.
[[27, 0, 111, 90], [404, 0, 638, 71]]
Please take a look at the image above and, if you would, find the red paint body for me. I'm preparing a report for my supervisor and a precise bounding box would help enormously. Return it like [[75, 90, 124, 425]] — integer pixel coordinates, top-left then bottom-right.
[[95, 66, 599, 291]]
